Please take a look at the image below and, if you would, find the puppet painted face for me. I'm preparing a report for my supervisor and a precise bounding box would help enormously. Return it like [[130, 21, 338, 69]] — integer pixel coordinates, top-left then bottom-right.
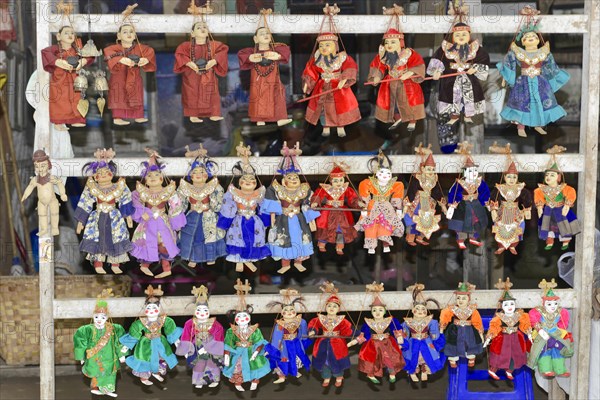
[[331, 176, 345, 189], [371, 305, 386, 319], [192, 22, 209, 40], [544, 171, 560, 186], [504, 173, 518, 185], [325, 301, 340, 316], [283, 173, 301, 189], [94, 167, 114, 185], [501, 300, 516, 315], [57, 26, 75, 46], [144, 302, 160, 318], [93, 313, 108, 329], [384, 38, 402, 53], [376, 167, 392, 184], [412, 304, 428, 318], [421, 164, 436, 177], [191, 166, 208, 184], [521, 32, 540, 48], [145, 170, 164, 188], [456, 294, 470, 308], [543, 299, 559, 313], [235, 311, 251, 326], [318, 40, 337, 57], [464, 166, 478, 182], [239, 174, 257, 191], [118, 25, 136, 45], [452, 30, 471, 45], [195, 304, 210, 320], [34, 160, 50, 177], [254, 27, 272, 46], [281, 305, 297, 320]]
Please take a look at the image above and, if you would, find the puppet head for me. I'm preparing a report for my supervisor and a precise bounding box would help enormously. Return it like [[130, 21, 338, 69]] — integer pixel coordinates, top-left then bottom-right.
[[454, 281, 475, 308], [369, 150, 393, 184], [317, 32, 338, 57], [33, 150, 51, 177], [92, 288, 113, 329], [143, 285, 163, 320], [84, 148, 117, 185], [192, 285, 210, 321], [191, 21, 210, 41], [539, 279, 560, 313], [267, 288, 306, 321], [421, 153, 436, 176], [185, 145, 215, 184], [451, 22, 471, 46], [504, 161, 519, 185], [366, 282, 387, 319], [495, 278, 516, 315], [329, 162, 349, 189], [141, 148, 166, 188], [463, 156, 479, 182], [544, 163, 562, 186], [56, 25, 76, 47], [381, 29, 405, 63], [117, 24, 137, 45], [254, 26, 272, 46]]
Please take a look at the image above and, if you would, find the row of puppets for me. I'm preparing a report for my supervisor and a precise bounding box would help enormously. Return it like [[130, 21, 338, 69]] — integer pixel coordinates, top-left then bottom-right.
[[74, 278, 573, 396], [23, 141, 580, 278], [43, 3, 569, 149]]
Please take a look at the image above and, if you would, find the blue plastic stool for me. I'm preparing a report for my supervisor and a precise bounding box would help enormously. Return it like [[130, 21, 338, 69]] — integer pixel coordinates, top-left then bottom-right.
[[446, 314, 535, 400]]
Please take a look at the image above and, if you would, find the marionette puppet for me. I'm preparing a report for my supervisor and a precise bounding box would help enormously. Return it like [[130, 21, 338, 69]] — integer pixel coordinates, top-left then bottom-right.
[[527, 279, 574, 378], [483, 278, 532, 381], [403, 144, 447, 246], [426, 6, 490, 126], [265, 288, 311, 384], [176, 285, 224, 388], [440, 282, 484, 368], [497, 6, 569, 137], [216, 143, 271, 273], [103, 4, 156, 126], [487, 143, 533, 255], [21, 150, 68, 237], [402, 284, 446, 382], [355, 150, 405, 254], [130, 149, 186, 279], [41, 2, 94, 131], [75, 148, 134, 275], [347, 283, 405, 384], [178, 145, 226, 267], [262, 142, 319, 274], [308, 282, 353, 388], [446, 142, 490, 249], [367, 5, 425, 131], [310, 162, 360, 255], [534, 146, 580, 250], [301, 3, 360, 138], [120, 285, 182, 386], [237, 9, 292, 127], [174, 2, 228, 123], [223, 279, 271, 392], [73, 289, 126, 397]]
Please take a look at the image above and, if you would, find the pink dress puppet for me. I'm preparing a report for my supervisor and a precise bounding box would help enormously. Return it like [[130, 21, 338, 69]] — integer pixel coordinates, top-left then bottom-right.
[[131, 150, 186, 279], [302, 32, 361, 137], [41, 26, 94, 130], [176, 286, 224, 388], [310, 163, 360, 255]]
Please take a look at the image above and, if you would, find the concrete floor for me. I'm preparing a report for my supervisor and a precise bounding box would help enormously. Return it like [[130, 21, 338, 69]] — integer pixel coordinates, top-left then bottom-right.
[[0, 358, 549, 400]]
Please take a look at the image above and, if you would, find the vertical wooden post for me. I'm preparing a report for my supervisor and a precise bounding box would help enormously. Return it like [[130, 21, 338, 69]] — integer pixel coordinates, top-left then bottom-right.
[[570, 1, 600, 398], [39, 237, 55, 400], [35, 0, 51, 152]]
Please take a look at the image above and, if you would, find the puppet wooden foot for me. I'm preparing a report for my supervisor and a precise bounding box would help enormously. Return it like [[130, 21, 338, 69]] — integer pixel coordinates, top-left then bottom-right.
[[250, 380, 259, 391], [464, 117, 473, 124], [388, 374, 396, 383], [389, 119, 402, 130], [134, 118, 148, 123], [445, 117, 459, 126], [449, 359, 458, 368], [140, 378, 153, 385], [207, 261, 215, 265], [155, 270, 172, 279], [113, 118, 130, 126], [104, 390, 118, 398], [245, 262, 257, 272], [91, 389, 103, 395], [195, 384, 203, 388], [407, 121, 416, 131], [517, 128, 527, 137], [415, 236, 429, 246], [294, 262, 306, 272], [93, 261, 106, 274], [561, 239, 571, 250], [558, 372, 570, 377], [469, 238, 483, 247], [209, 116, 224, 121], [322, 127, 331, 137], [188, 262, 197, 268], [235, 263, 244, 272], [505, 371, 514, 380], [406, 234, 417, 246], [467, 358, 476, 367], [71, 123, 86, 127], [235, 385, 245, 391], [544, 238, 554, 250], [383, 246, 391, 253], [508, 246, 518, 255], [494, 247, 505, 255], [277, 118, 292, 126], [256, 121, 266, 126], [322, 379, 331, 387], [410, 373, 419, 382], [368, 248, 376, 254], [208, 382, 219, 387], [420, 372, 428, 381], [457, 240, 467, 250], [54, 123, 69, 131], [152, 373, 164, 382], [334, 377, 344, 387], [534, 126, 547, 135], [335, 245, 344, 255], [140, 265, 154, 276], [318, 243, 327, 252], [488, 369, 500, 380], [295, 372, 302, 378], [274, 377, 286, 384], [277, 265, 291, 274], [337, 127, 346, 137], [110, 265, 123, 274], [190, 117, 203, 123], [367, 376, 380, 384]]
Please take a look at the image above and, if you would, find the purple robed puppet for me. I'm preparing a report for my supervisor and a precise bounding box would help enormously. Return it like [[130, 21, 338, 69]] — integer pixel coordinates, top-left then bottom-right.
[[130, 150, 186, 279], [176, 286, 224, 388]]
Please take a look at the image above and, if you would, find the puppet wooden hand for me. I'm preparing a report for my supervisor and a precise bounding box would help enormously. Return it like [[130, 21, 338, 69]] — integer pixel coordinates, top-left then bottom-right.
[[55, 59, 73, 71], [337, 79, 347, 90], [138, 58, 149, 67], [446, 207, 455, 220], [372, 76, 381, 86], [346, 339, 357, 347], [483, 338, 490, 348], [263, 51, 281, 61], [538, 329, 550, 341], [491, 210, 498, 222], [186, 61, 200, 72], [198, 347, 207, 355], [432, 70, 441, 80], [224, 354, 230, 366], [126, 217, 133, 228], [142, 213, 150, 221], [537, 207, 543, 218], [119, 58, 135, 67], [80, 360, 84, 365], [561, 205, 569, 216], [249, 53, 263, 63], [60, 194, 68, 202], [76, 222, 84, 234], [76, 58, 88, 70], [400, 71, 414, 81], [119, 356, 126, 363], [250, 351, 259, 361], [206, 59, 217, 69], [467, 68, 477, 75]]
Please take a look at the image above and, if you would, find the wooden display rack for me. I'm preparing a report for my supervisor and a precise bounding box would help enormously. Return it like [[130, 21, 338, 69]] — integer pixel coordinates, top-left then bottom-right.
[[33, 2, 598, 399]]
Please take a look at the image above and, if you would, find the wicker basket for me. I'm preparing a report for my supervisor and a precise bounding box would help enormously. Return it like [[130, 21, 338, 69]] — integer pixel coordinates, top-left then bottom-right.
[[0, 275, 131, 366]]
